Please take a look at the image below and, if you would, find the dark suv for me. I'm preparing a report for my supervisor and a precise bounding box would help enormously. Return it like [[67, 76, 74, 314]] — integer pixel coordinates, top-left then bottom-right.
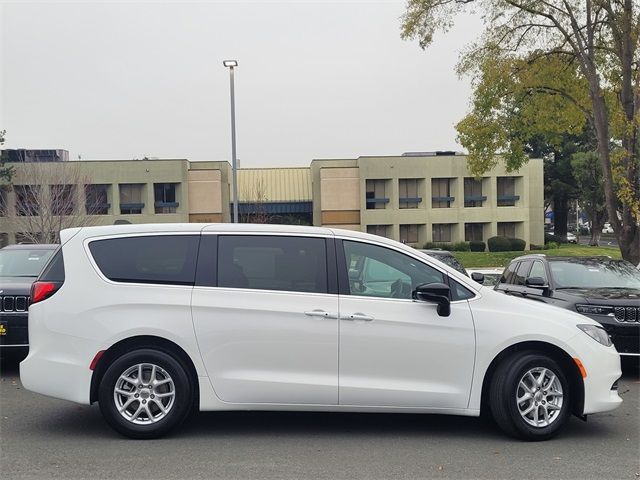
[[494, 255, 640, 356], [0, 244, 58, 356]]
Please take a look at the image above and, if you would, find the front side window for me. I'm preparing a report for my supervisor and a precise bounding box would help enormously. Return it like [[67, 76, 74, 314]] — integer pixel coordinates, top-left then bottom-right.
[[89, 235, 199, 285], [343, 240, 444, 299], [217, 235, 328, 294], [513, 260, 532, 286], [529, 261, 547, 283]]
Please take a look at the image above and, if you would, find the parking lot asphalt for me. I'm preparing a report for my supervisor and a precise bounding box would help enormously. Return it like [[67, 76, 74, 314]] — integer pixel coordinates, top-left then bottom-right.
[[1, 357, 638, 480]]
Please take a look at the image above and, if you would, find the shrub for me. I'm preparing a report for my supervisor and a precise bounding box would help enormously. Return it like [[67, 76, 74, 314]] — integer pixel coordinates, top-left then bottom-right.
[[545, 233, 565, 244], [450, 241, 470, 252], [469, 241, 486, 252], [530, 243, 547, 251], [509, 237, 526, 251], [547, 241, 561, 249], [487, 236, 512, 252]]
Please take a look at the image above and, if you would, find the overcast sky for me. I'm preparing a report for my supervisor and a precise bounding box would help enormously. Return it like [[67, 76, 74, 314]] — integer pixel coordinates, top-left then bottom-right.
[[1, 0, 483, 167]]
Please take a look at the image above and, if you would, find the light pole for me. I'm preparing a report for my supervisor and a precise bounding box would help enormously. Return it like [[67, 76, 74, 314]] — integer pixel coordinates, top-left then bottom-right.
[[223, 60, 239, 223]]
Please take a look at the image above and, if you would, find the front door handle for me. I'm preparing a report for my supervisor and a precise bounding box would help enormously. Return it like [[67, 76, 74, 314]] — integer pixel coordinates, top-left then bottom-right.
[[304, 309, 337, 319], [341, 312, 374, 322]]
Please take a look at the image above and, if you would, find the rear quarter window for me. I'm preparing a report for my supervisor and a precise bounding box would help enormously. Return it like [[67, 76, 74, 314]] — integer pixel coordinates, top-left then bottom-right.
[[88, 235, 200, 285]]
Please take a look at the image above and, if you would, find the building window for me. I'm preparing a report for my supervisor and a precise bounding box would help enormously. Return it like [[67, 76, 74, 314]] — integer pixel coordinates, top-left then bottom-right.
[[498, 222, 517, 238], [465, 223, 484, 241], [365, 179, 389, 209], [431, 178, 454, 208], [399, 179, 421, 209], [497, 177, 519, 206], [15, 185, 40, 216], [85, 184, 111, 215], [432, 224, 452, 242], [399, 224, 420, 244], [367, 225, 390, 238], [119, 184, 145, 215], [154, 183, 179, 214], [51, 185, 75, 216], [464, 178, 486, 207]]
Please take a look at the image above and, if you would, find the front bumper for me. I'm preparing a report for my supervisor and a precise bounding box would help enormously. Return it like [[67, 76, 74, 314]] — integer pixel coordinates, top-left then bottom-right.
[[583, 314, 640, 355], [576, 337, 623, 415], [0, 313, 29, 347]]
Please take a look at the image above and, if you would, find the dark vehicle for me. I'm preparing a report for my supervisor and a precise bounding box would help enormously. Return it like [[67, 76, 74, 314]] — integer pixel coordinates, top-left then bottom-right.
[[419, 249, 468, 276], [495, 255, 640, 356], [0, 244, 57, 357]]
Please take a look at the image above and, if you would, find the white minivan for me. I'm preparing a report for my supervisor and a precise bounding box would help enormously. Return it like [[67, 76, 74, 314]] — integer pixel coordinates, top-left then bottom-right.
[[20, 224, 622, 440]]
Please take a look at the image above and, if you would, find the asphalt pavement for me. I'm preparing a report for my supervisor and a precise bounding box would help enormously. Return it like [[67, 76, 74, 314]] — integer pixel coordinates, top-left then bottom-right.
[[1, 357, 639, 480]]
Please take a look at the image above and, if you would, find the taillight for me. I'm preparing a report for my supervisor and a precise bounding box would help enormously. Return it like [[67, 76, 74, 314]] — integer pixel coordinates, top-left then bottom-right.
[[30, 281, 62, 305]]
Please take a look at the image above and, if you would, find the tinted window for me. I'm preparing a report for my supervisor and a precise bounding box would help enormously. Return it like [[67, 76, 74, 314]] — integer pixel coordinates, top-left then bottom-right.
[[89, 235, 199, 285], [513, 261, 532, 286], [343, 241, 444, 299], [528, 261, 547, 283], [0, 248, 54, 277], [499, 262, 518, 284], [40, 249, 65, 282], [549, 259, 640, 289], [218, 236, 327, 293]]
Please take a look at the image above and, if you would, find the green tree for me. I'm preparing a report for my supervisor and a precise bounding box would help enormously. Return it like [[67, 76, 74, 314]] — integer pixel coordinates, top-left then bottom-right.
[[572, 151, 608, 245], [402, 0, 639, 264]]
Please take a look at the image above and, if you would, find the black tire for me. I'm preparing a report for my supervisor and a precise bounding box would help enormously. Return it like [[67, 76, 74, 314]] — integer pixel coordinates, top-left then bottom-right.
[[490, 351, 571, 441], [98, 348, 193, 439]]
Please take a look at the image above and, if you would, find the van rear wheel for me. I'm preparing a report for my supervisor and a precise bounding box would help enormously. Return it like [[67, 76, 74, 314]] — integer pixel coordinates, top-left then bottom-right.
[[98, 348, 192, 439], [490, 352, 571, 441]]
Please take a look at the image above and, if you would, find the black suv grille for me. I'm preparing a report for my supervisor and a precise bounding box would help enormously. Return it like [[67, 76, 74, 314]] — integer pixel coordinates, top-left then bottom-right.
[[614, 306, 639, 323], [0, 296, 30, 313]]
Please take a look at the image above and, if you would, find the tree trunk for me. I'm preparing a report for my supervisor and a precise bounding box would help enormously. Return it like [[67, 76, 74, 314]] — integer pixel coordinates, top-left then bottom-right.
[[553, 195, 569, 240]]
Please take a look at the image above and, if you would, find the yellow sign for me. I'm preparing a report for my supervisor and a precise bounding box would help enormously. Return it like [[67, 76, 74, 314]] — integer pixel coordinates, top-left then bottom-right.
[[0, 324, 6, 336]]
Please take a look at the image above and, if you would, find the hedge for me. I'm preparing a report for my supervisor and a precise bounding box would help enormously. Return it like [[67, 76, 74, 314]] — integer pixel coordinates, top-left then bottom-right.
[[487, 236, 512, 252], [469, 241, 486, 252]]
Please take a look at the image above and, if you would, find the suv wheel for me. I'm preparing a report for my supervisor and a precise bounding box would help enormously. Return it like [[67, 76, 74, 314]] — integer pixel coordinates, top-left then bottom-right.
[[490, 352, 571, 441], [98, 348, 192, 439]]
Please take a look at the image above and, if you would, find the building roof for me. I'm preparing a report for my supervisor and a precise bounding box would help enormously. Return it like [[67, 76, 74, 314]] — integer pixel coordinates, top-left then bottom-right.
[[237, 167, 311, 203]]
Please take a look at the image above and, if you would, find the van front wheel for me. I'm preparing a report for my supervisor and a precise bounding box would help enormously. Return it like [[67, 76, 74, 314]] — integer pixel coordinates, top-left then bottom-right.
[[98, 348, 192, 439], [490, 352, 571, 441]]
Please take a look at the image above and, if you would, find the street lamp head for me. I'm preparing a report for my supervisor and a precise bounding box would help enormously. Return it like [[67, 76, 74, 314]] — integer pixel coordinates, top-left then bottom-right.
[[223, 60, 238, 68]]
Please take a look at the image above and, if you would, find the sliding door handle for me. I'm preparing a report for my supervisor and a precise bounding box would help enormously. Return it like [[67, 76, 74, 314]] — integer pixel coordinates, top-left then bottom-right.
[[304, 309, 337, 319], [342, 313, 374, 322]]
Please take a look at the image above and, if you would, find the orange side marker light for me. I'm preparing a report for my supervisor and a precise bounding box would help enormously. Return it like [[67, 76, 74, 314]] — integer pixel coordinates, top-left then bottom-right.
[[573, 357, 587, 378]]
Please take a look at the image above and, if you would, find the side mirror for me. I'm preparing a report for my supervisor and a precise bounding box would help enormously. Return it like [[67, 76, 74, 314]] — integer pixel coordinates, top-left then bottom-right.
[[470, 272, 485, 284], [525, 277, 548, 288], [412, 282, 451, 317]]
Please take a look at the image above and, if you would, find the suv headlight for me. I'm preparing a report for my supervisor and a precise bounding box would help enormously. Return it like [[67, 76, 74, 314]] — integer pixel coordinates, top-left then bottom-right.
[[576, 304, 615, 316], [577, 324, 613, 347]]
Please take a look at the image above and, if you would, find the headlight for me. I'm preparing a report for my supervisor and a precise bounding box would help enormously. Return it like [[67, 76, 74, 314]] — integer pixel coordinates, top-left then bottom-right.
[[577, 324, 613, 347], [576, 304, 615, 316]]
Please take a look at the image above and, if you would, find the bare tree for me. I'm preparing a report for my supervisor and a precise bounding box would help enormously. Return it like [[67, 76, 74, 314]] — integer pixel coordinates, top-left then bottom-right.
[[240, 178, 272, 224], [3, 161, 103, 243]]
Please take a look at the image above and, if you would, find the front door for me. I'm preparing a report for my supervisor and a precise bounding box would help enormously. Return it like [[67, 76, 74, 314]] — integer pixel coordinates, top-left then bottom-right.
[[337, 239, 475, 409], [191, 233, 339, 405]]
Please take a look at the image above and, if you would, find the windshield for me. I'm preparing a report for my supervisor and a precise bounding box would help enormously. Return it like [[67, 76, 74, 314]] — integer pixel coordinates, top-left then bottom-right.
[[549, 259, 640, 289], [0, 248, 55, 277]]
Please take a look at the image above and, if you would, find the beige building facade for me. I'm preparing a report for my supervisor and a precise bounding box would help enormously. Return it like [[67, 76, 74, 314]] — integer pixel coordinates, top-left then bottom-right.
[[0, 153, 543, 248]]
